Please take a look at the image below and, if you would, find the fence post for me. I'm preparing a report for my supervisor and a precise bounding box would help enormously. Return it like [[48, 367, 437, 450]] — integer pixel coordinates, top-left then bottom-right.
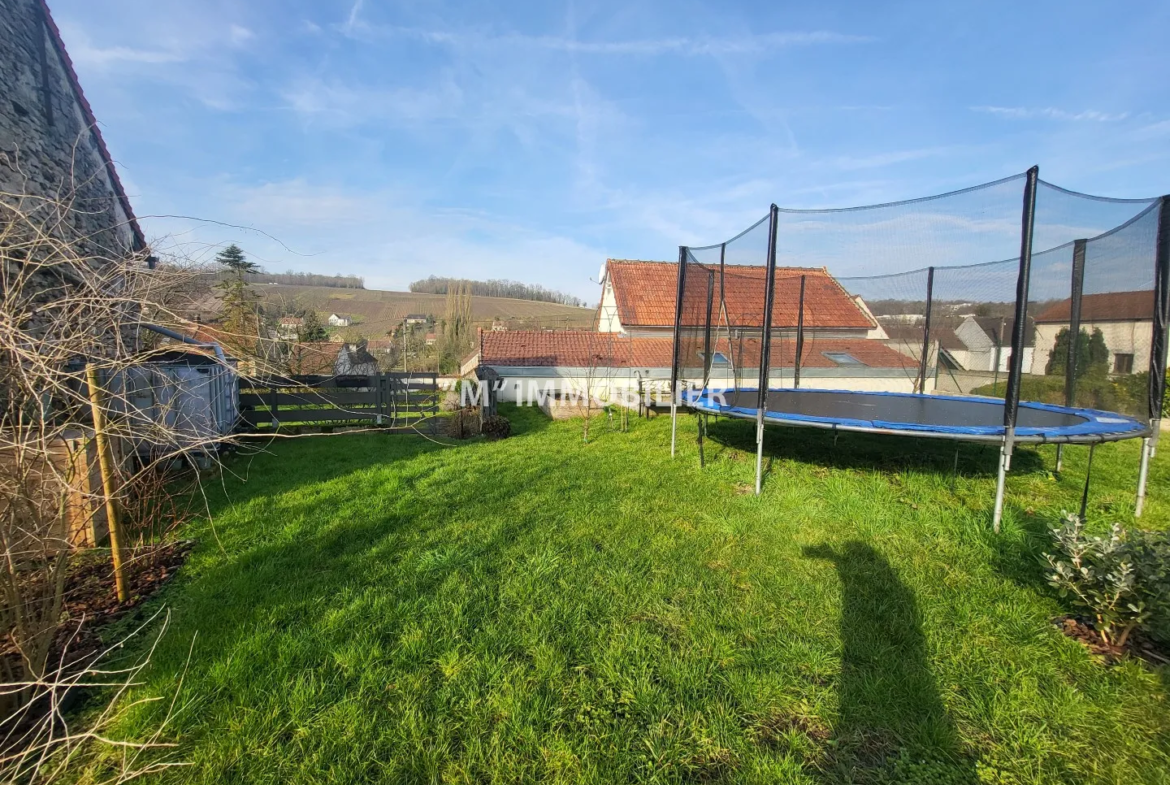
[[269, 383, 280, 429], [85, 364, 127, 603]]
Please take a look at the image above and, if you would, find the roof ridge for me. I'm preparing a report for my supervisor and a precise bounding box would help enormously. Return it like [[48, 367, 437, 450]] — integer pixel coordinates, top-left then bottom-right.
[[37, 0, 145, 251]]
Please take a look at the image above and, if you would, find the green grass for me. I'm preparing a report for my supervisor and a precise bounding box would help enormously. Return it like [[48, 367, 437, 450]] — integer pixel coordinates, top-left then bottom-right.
[[90, 406, 1170, 783]]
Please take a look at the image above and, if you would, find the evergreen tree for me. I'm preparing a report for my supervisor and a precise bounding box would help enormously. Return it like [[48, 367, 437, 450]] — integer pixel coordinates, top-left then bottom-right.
[[215, 244, 257, 274], [215, 244, 261, 352], [298, 309, 328, 342], [1046, 327, 1110, 378]]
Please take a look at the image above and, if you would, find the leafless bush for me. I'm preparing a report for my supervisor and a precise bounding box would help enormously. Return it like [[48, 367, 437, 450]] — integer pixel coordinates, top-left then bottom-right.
[[0, 179, 233, 775], [0, 608, 189, 783]]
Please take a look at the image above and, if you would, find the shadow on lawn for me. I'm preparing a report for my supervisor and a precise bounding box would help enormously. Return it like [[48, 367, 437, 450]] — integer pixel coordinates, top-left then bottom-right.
[[703, 416, 1046, 481], [804, 542, 975, 780]]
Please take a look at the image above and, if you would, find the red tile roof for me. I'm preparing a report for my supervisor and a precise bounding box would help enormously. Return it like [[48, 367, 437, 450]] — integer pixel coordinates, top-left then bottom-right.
[[1034, 290, 1155, 323], [605, 260, 875, 330], [476, 330, 913, 370], [286, 342, 342, 375]]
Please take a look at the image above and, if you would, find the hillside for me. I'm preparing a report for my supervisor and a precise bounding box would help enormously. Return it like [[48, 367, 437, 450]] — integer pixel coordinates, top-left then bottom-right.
[[253, 283, 596, 335]]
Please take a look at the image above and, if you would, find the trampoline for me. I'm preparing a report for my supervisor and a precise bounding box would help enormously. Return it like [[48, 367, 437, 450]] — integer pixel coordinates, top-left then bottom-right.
[[683, 388, 1150, 444], [667, 167, 1170, 530]]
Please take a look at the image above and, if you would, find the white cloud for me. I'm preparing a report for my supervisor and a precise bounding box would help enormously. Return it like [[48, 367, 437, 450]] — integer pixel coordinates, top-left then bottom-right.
[[229, 25, 255, 45], [353, 25, 873, 55], [141, 178, 610, 298], [282, 76, 464, 126], [971, 106, 1130, 122]]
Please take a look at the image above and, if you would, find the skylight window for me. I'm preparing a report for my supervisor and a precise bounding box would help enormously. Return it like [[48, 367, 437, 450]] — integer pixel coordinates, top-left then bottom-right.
[[699, 351, 731, 366], [823, 351, 864, 366]]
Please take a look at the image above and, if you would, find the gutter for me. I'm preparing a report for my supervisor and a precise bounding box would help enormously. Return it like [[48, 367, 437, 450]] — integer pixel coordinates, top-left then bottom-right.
[[141, 323, 227, 362]]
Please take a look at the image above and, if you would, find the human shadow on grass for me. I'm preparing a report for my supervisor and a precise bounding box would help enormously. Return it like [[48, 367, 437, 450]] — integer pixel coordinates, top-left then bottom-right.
[[703, 417, 1046, 481], [803, 542, 975, 782]]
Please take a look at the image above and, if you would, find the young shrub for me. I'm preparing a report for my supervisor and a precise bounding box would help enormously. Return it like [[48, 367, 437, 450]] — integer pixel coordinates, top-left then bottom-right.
[[1043, 512, 1169, 648], [480, 414, 511, 440], [1127, 529, 1170, 644], [443, 408, 480, 439]]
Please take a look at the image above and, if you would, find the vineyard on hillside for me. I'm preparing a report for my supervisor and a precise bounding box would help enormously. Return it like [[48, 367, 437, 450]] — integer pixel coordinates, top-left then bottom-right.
[[254, 283, 595, 336]]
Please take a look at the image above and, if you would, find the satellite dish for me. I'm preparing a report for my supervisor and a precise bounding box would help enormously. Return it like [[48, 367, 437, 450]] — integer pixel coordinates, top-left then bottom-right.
[[597, 262, 607, 283]]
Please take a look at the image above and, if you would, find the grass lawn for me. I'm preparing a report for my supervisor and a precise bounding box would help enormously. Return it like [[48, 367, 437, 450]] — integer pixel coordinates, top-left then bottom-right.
[[90, 406, 1169, 783]]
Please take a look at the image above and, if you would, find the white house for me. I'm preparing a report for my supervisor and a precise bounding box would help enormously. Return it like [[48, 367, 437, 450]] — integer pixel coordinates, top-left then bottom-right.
[[947, 315, 1035, 374], [328, 313, 352, 327], [1032, 291, 1155, 376]]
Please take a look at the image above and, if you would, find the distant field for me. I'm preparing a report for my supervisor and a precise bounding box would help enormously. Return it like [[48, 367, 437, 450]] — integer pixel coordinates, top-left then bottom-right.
[[254, 284, 595, 335]]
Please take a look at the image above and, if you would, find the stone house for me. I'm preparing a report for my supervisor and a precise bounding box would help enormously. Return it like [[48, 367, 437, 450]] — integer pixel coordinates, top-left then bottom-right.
[[1, 0, 145, 261]]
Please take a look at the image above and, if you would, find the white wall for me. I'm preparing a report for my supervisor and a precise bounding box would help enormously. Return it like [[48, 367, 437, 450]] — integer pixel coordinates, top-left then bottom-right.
[[597, 279, 624, 333], [484, 365, 923, 405], [1032, 321, 1154, 376]]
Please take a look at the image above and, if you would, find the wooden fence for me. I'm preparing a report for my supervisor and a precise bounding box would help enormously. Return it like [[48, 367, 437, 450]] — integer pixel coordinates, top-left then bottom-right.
[[238, 373, 439, 433]]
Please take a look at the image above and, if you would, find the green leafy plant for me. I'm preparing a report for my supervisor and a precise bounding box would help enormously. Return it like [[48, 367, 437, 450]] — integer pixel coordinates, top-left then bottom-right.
[[1043, 512, 1170, 648]]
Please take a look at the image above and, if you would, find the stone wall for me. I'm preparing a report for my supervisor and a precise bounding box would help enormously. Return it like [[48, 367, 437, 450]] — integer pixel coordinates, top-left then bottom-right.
[[0, 0, 139, 260]]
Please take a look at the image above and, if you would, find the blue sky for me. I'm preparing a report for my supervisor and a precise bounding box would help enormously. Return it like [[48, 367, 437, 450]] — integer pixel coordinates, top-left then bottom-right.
[[52, 0, 1170, 302]]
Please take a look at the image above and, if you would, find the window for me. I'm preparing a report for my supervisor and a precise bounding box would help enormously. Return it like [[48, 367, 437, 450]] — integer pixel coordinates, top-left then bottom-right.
[[823, 351, 864, 366], [699, 351, 731, 366], [1113, 353, 1134, 374]]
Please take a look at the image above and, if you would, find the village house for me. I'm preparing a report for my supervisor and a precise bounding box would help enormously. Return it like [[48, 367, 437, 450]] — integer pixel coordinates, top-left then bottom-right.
[[948, 316, 1035, 374], [277, 316, 303, 340], [1032, 290, 1156, 376], [462, 260, 922, 402], [327, 313, 352, 327]]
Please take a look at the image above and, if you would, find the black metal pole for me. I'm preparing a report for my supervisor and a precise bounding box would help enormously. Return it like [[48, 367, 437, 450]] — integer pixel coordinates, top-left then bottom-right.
[[1003, 166, 1040, 432], [670, 245, 689, 402], [1148, 197, 1170, 429], [670, 246, 689, 458], [757, 206, 780, 412], [994, 165, 1039, 534], [1064, 240, 1087, 408], [917, 266, 935, 394], [754, 207, 780, 496], [794, 275, 806, 388], [703, 268, 715, 388]]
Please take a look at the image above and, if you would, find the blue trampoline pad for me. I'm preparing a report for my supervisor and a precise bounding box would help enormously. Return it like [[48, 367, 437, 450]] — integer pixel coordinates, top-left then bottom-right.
[[684, 387, 1150, 444]]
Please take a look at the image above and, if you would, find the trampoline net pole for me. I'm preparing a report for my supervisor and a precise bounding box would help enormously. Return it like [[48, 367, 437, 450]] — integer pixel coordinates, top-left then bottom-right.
[[1148, 197, 1170, 451], [916, 266, 935, 394], [670, 245, 688, 458], [1057, 239, 1087, 473], [794, 275, 806, 389], [756, 205, 780, 495], [1001, 165, 1040, 473]]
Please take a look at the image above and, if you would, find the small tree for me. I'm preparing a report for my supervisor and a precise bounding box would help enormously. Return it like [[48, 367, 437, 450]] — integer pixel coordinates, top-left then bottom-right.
[[215, 244, 261, 355], [298, 309, 328, 342], [1046, 327, 1110, 378]]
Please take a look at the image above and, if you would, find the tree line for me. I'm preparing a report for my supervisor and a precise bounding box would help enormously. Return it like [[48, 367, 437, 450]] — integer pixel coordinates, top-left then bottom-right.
[[409, 276, 586, 307], [244, 270, 365, 288]]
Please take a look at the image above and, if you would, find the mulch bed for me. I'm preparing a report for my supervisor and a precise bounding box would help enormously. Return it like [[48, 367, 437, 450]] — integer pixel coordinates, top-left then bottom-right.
[[1054, 615, 1170, 666], [3, 540, 196, 679]]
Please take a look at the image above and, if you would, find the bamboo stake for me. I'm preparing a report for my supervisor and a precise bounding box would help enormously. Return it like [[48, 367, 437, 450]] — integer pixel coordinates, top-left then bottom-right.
[[86, 364, 128, 602]]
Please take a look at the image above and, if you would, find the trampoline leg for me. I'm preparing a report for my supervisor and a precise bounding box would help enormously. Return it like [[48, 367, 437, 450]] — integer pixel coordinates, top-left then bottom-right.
[[755, 418, 765, 496], [1055, 444, 1064, 473], [670, 401, 678, 458], [698, 413, 706, 469], [1136, 437, 1152, 517], [992, 443, 1009, 534]]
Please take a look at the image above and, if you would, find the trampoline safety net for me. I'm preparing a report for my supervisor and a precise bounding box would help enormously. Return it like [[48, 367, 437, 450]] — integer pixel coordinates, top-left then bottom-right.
[[672, 170, 1169, 435]]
